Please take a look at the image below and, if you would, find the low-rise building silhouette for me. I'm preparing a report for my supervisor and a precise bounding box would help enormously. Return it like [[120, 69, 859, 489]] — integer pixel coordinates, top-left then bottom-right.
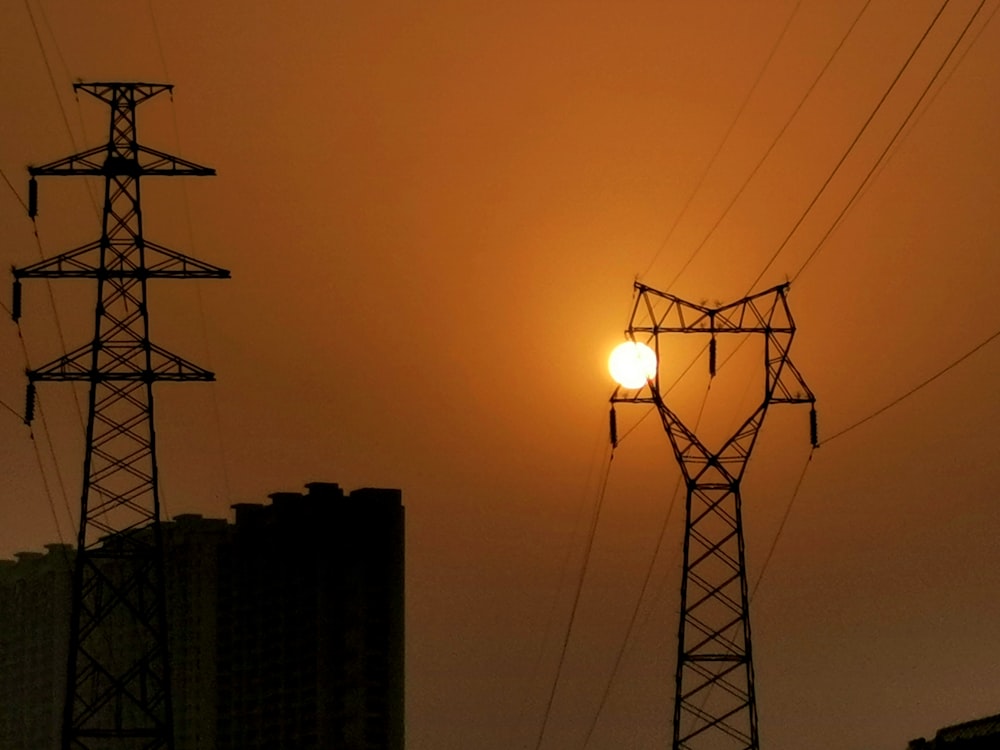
[[0, 481, 404, 750], [908, 712, 1000, 749]]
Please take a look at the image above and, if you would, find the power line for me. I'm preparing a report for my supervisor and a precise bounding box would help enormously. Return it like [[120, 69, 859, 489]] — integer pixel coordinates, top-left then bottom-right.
[[750, 447, 814, 599], [33, 1, 75, 95], [824, 324, 1000, 444], [667, 0, 873, 291], [24, 0, 101, 217], [515, 422, 614, 747], [842, 0, 1000, 215], [1, 168, 29, 213], [28, 394, 76, 537], [147, 0, 172, 81], [746, 0, 955, 293], [639, 0, 805, 281], [0, 397, 22, 423], [532, 451, 616, 750], [791, 0, 993, 284], [23, 0, 77, 152], [27, 425, 67, 547], [749, 328, 1000, 599]]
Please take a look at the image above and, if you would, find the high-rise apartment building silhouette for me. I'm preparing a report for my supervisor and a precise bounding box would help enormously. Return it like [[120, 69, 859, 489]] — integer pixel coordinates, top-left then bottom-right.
[[0, 481, 405, 750]]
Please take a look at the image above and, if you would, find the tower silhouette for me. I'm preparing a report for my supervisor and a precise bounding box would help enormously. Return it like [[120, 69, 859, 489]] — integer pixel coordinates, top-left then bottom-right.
[[13, 82, 228, 750], [611, 282, 816, 750]]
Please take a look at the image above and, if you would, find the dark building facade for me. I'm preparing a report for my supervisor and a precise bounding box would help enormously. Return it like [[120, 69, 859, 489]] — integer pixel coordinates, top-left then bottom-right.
[[217, 482, 405, 750], [0, 481, 404, 750], [0, 545, 73, 750]]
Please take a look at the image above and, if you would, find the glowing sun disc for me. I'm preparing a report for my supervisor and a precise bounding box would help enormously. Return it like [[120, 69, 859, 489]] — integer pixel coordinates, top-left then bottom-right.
[[608, 341, 657, 389]]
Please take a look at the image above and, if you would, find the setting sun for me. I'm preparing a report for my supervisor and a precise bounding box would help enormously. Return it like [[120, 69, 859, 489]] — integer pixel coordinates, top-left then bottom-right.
[[608, 341, 657, 389]]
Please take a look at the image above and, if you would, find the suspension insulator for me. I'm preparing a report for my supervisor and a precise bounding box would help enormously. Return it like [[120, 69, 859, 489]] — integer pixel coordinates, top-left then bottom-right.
[[27, 177, 38, 219], [11, 278, 21, 322], [809, 406, 818, 448], [609, 405, 618, 448], [709, 336, 717, 377], [24, 382, 35, 426]]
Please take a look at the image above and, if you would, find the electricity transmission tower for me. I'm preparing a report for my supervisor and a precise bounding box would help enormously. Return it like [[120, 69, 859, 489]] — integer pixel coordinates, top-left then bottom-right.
[[12, 82, 228, 750], [611, 282, 816, 750]]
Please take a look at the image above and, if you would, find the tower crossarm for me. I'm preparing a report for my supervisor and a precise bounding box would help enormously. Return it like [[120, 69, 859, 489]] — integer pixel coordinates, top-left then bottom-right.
[[27, 341, 215, 383], [29, 145, 214, 179], [629, 281, 795, 335], [13, 239, 230, 281], [73, 81, 174, 105]]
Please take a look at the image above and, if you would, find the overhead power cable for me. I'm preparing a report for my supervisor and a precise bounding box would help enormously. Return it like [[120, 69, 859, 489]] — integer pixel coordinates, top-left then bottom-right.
[[750, 447, 815, 599], [27, 424, 67, 547], [24, 0, 100, 217], [667, 0, 873, 291], [23, 0, 77, 152], [840, 0, 1000, 214], [746, 0, 954, 293], [30, 397, 75, 539], [824, 324, 1000, 444], [0, 398, 22, 423], [532, 450, 616, 750], [749, 322, 1000, 599], [639, 0, 804, 281], [791, 0, 993, 284], [147, 0, 172, 81], [515, 425, 614, 747], [1, 169, 29, 213]]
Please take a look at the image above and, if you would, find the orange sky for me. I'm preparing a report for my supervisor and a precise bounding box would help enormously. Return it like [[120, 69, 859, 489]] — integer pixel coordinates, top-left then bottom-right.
[[2, 2, 1000, 749]]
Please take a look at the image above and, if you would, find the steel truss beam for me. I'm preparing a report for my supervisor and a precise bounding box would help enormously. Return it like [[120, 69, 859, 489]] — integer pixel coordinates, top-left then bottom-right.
[[13, 82, 228, 750], [612, 281, 815, 750]]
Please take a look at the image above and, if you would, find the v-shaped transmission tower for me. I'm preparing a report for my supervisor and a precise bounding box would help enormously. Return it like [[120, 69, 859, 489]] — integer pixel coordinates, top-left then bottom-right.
[[611, 282, 816, 750], [12, 82, 228, 750]]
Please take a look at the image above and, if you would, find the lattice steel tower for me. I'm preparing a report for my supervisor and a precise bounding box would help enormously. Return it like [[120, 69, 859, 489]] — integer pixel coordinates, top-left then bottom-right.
[[611, 282, 816, 750], [12, 82, 228, 750]]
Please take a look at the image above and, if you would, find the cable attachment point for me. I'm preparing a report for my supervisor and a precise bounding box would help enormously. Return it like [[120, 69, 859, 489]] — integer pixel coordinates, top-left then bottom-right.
[[24, 381, 36, 426], [609, 404, 618, 448], [709, 335, 717, 377], [809, 405, 819, 448]]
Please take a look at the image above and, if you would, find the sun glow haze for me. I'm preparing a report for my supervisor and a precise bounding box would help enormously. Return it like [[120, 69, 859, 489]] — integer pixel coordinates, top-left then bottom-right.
[[608, 341, 657, 389]]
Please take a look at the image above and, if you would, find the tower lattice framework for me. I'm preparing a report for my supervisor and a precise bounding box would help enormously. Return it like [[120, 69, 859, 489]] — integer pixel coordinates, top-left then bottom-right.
[[611, 282, 816, 750], [12, 82, 228, 750]]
